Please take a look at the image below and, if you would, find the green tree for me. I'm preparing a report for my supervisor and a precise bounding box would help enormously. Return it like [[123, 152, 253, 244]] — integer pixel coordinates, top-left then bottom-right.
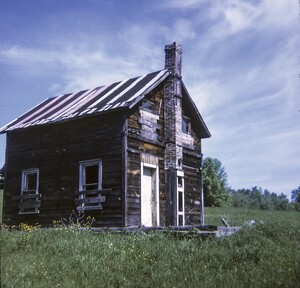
[[291, 186, 300, 211], [202, 157, 230, 207], [232, 187, 291, 211], [232, 189, 250, 209], [291, 186, 300, 203]]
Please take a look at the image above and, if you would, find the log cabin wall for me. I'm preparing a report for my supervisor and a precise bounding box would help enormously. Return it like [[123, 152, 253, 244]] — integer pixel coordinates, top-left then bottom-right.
[[4, 112, 125, 227], [182, 138, 202, 225], [126, 85, 204, 226], [182, 99, 203, 225], [126, 87, 167, 226]]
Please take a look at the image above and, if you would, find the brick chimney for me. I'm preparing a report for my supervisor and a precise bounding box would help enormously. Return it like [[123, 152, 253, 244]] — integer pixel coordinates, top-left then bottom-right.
[[164, 42, 184, 226], [164, 42, 183, 170], [164, 42, 183, 76]]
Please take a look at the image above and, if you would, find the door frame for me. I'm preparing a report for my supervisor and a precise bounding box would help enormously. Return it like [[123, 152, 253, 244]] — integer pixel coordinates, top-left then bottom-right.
[[140, 162, 160, 227]]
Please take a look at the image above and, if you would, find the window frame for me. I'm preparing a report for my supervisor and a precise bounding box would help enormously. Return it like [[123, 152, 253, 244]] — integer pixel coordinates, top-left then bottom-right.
[[141, 99, 156, 112], [21, 168, 39, 195], [78, 159, 102, 210], [177, 170, 185, 226], [182, 116, 191, 134], [19, 168, 40, 214]]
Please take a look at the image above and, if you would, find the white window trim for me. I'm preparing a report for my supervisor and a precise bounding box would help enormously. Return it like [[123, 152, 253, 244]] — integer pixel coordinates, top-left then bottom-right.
[[78, 159, 102, 210], [141, 162, 160, 227], [22, 168, 39, 194], [20, 168, 40, 214], [177, 170, 185, 226]]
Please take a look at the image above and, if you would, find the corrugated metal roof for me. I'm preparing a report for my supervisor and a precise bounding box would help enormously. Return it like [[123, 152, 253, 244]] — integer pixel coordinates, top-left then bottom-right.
[[0, 69, 170, 133]]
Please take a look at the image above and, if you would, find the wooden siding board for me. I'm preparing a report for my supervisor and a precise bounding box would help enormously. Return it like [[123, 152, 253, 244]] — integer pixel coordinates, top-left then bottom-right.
[[126, 87, 166, 226], [181, 112, 203, 225], [126, 150, 141, 226], [4, 112, 125, 226], [183, 150, 202, 225], [122, 116, 128, 226]]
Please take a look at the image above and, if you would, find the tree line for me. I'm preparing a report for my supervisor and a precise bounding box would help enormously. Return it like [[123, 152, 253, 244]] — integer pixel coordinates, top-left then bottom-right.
[[202, 157, 300, 211]]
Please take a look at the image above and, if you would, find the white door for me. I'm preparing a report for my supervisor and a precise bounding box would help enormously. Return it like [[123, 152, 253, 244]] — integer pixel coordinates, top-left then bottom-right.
[[141, 165, 159, 227]]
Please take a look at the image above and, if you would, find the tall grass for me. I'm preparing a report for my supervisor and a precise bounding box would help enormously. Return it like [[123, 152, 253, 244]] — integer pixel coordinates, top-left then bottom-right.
[[1, 209, 300, 287]]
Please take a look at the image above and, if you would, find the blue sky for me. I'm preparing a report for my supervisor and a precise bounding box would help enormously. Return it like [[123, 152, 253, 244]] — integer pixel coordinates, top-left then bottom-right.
[[0, 0, 299, 199]]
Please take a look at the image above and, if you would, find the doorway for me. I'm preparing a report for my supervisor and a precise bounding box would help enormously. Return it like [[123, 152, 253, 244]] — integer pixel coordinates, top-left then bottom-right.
[[141, 163, 159, 227]]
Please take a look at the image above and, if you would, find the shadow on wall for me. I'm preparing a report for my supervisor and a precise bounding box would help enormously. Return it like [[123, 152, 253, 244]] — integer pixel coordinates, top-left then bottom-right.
[[0, 166, 4, 224], [0, 189, 3, 224]]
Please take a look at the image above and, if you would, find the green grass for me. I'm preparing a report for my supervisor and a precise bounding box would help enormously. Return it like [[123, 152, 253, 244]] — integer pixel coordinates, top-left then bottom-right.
[[204, 206, 300, 226], [1, 208, 300, 287]]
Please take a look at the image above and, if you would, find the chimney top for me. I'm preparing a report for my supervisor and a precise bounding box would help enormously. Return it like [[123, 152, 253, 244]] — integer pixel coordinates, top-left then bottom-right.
[[164, 42, 183, 76]]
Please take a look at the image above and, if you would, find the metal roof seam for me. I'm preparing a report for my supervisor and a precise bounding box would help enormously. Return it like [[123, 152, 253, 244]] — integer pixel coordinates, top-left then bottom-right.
[[106, 74, 147, 105]]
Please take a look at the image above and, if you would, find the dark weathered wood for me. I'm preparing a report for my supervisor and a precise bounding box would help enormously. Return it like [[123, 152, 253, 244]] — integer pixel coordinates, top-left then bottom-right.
[[126, 88, 166, 227], [13, 193, 41, 200], [77, 206, 103, 211], [122, 116, 128, 226], [75, 196, 106, 205], [4, 112, 125, 226], [75, 189, 111, 195], [19, 210, 40, 215], [18, 201, 41, 209]]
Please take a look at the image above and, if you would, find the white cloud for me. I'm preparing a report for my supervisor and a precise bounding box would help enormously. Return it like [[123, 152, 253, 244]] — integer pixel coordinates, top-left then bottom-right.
[[223, 1, 260, 34], [261, 0, 296, 29], [0, 45, 57, 64], [172, 19, 197, 41], [0, 41, 151, 93]]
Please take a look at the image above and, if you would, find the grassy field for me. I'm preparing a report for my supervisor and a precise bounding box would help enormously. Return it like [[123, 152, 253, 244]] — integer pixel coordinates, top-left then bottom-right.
[[1, 208, 299, 287], [204, 206, 299, 226]]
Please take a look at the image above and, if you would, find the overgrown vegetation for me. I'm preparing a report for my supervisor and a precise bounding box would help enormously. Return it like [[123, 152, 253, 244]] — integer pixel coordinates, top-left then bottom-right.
[[1, 208, 299, 287]]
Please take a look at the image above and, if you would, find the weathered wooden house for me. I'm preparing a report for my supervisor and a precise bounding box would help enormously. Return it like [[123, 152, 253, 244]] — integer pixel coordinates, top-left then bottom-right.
[[0, 43, 210, 227]]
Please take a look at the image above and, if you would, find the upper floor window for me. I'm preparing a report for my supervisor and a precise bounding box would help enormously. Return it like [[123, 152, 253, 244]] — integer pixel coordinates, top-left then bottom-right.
[[182, 116, 191, 134], [141, 100, 156, 112]]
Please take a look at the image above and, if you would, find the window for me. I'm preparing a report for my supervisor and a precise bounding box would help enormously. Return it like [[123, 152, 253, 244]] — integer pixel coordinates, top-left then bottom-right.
[[82, 163, 100, 191], [182, 116, 191, 134], [23, 171, 38, 192], [77, 159, 105, 211], [177, 171, 185, 226], [19, 169, 41, 214], [141, 100, 156, 111], [177, 176, 183, 188]]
